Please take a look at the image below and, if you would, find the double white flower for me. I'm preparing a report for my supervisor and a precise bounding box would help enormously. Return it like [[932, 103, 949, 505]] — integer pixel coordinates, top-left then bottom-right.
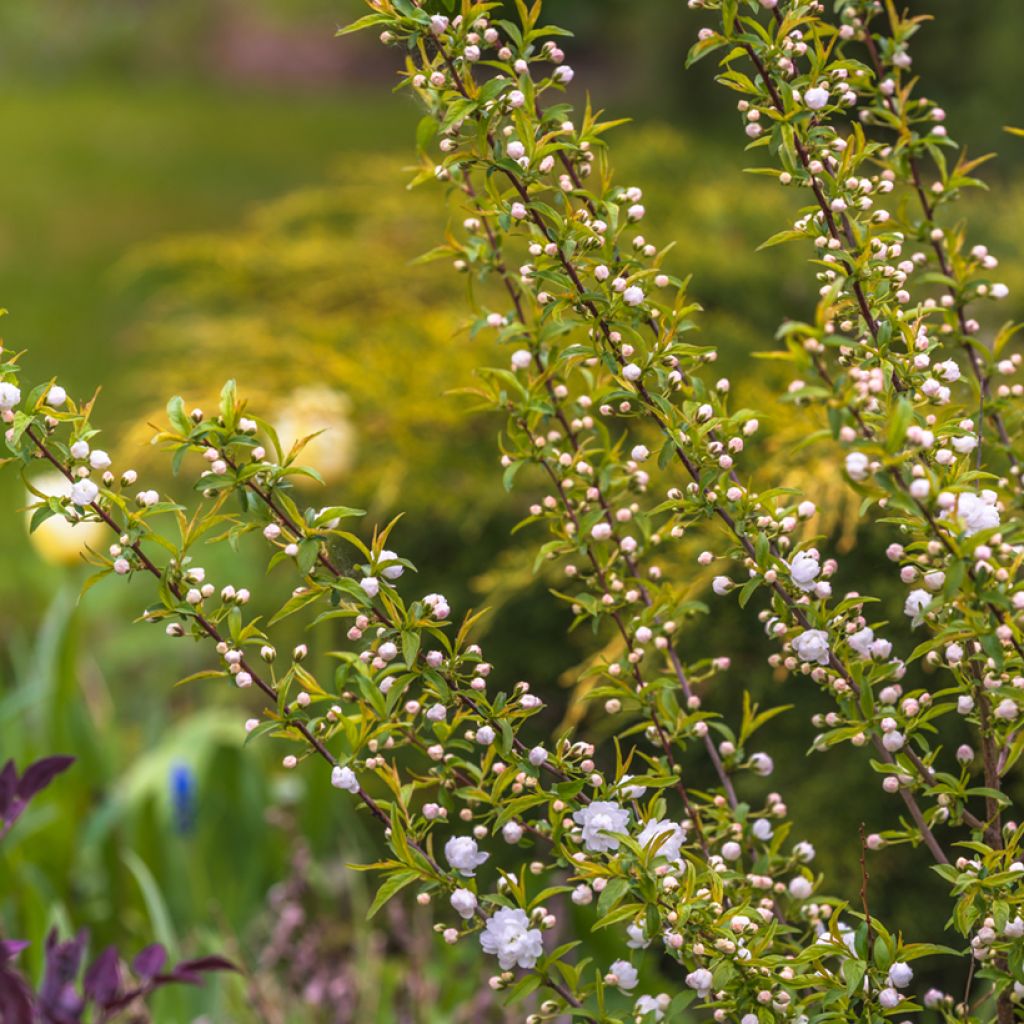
[[792, 629, 830, 665], [479, 908, 543, 969], [445, 835, 489, 876], [573, 800, 630, 853]]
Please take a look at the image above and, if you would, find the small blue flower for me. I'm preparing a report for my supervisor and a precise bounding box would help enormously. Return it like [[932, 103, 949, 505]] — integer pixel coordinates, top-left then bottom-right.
[[169, 762, 197, 835]]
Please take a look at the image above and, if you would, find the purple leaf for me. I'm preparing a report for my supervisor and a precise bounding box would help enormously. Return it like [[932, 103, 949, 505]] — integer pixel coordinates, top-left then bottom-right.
[[0, 760, 16, 819], [172, 955, 238, 975], [0, 967, 35, 1024], [16, 756, 75, 802], [38, 928, 88, 1022], [131, 944, 167, 979], [153, 970, 202, 988], [98, 986, 145, 1015], [83, 946, 121, 1007], [0, 940, 30, 964]]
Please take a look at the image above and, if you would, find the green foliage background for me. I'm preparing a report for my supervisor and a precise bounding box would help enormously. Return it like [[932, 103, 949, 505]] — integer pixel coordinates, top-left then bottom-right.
[[1, 1, 1023, 1019]]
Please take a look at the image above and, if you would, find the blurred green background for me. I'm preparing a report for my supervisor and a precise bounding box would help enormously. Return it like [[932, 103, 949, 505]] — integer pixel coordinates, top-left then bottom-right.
[[1, 2, 1023, 1020]]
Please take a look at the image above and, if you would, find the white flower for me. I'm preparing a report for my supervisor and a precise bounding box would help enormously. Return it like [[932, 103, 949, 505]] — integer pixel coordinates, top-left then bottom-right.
[[816, 921, 857, 955], [879, 988, 901, 1009], [634, 994, 666, 1021], [996, 699, 1019, 721], [89, 450, 111, 470], [845, 451, 870, 481], [882, 730, 904, 753], [429, 14, 449, 35], [749, 752, 774, 776], [69, 440, 89, 460], [626, 923, 651, 949], [685, 968, 713, 996], [805, 85, 830, 109], [792, 628, 830, 665], [511, 349, 532, 369], [378, 548, 404, 580], [479, 908, 543, 969], [528, 745, 548, 767], [69, 479, 99, 507], [637, 818, 685, 861], [904, 588, 932, 620], [888, 962, 913, 989], [450, 887, 477, 920], [573, 800, 630, 852], [0, 382, 21, 410], [608, 959, 638, 992], [502, 820, 524, 843], [794, 841, 816, 862], [330, 765, 359, 793], [789, 550, 821, 591], [752, 818, 773, 841], [789, 876, 813, 900], [623, 286, 645, 307], [712, 575, 732, 596], [423, 593, 450, 619], [475, 725, 495, 745], [46, 385, 67, 407], [945, 490, 1000, 536], [360, 576, 380, 598], [618, 774, 647, 800], [445, 835, 490, 876], [848, 626, 875, 658], [622, 363, 642, 381]]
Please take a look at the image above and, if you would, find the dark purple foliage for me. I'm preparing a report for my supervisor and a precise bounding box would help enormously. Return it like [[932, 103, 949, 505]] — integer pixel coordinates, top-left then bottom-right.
[[0, 757, 238, 1021], [37, 929, 88, 1023], [0, 968, 35, 1024], [0, 755, 74, 841], [82, 946, 122, 1007], [131, 944, 167, 979]]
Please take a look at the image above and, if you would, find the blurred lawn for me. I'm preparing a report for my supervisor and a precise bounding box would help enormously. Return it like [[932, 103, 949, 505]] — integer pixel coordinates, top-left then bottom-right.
[[0, 80, 414, 392]]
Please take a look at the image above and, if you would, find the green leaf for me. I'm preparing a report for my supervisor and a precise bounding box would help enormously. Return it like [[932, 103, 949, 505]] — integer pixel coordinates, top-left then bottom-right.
[[336, 12, 389, 36], [366, 869, 419, 920], [166, 395, 191, 436], [122, 849, 180, 958], [596, 876, 629, 918], [219, 379, 237, 430]]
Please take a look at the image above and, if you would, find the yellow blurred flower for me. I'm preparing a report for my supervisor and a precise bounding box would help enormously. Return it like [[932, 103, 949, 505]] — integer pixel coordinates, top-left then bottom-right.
[[273, 385, 356, 486], [25, 471, 106, 566]]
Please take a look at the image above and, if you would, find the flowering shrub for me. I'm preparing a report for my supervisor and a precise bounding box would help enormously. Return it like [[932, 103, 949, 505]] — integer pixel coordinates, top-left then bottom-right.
[[4, 0, 1024, 1021]]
